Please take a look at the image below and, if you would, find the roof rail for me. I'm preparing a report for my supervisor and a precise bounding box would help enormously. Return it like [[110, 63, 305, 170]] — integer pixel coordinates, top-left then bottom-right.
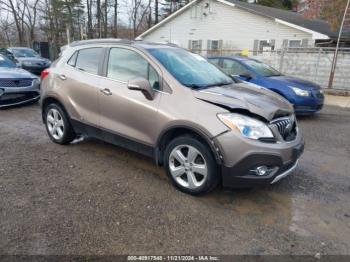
[[70, 38, 133, 47]]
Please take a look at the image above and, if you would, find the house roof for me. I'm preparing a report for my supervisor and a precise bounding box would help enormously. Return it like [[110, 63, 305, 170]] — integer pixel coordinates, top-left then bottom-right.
[[138, 0, 350, 40], [228, 0, 349, 39]]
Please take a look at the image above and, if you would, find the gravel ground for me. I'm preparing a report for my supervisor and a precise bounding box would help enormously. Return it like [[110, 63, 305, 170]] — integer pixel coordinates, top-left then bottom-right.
[[0, 104, 349, 255]]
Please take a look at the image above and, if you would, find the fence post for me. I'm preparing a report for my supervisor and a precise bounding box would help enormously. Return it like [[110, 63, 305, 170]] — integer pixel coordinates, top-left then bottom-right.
[[279, 47, 285, 72], [314, 47, 321, 83]]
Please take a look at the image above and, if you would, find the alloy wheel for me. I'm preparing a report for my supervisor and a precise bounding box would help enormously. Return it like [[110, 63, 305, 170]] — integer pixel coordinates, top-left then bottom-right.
[[169, 145, 208, 189], [47, 108, 65, 140]]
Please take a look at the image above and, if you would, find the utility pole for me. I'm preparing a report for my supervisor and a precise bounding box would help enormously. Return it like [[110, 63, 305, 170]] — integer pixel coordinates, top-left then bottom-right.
[[328, 0, 350, 89]]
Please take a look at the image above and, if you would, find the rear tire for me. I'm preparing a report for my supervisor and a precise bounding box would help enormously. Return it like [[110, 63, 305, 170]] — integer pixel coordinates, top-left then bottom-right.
[[44, 103, 76, 144], [164, 135, 219, 195]]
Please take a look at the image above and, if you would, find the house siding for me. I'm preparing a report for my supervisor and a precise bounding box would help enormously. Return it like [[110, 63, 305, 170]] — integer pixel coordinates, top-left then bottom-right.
[[142, 0, 314, 51]]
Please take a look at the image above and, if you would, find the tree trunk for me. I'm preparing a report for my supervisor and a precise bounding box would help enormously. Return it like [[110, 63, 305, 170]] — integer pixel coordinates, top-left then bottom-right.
[[113, 0, 118, 37], [104, 0, 108, 37], [8, 0, 24, 45], [97, 0, 101, 37], [87, 0, 93, 38], [155, 0, 158, 24]]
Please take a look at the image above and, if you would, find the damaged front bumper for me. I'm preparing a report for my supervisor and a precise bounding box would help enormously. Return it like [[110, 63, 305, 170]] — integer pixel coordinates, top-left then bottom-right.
[[213, 128, 305, 188]]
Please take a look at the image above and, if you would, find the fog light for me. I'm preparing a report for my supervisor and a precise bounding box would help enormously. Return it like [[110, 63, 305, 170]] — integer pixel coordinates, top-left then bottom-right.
[[256, 166, 269, 176]]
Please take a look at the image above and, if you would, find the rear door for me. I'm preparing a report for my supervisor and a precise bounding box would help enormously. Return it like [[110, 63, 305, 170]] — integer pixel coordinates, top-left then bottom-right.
[[59, 47, 104, 127], [99, 46, 162, 149]]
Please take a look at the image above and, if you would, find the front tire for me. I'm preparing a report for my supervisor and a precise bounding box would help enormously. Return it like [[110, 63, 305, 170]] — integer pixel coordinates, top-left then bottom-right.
[[44, 103, 76, 144], [164, 135, 219, 195]]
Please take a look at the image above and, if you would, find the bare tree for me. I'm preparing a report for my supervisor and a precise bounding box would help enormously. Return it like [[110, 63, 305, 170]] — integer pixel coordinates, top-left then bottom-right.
[[113, 0, 118, 37], [0, 0, 27, 45], [129, 0, 151, 38], [86, 0, 92, 38], [23, 0, 40, 43], [97, 0, 101, 37]]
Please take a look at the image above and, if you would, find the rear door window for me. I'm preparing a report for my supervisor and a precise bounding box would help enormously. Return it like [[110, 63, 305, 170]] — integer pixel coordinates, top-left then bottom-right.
[[75, 48, 102, 75]]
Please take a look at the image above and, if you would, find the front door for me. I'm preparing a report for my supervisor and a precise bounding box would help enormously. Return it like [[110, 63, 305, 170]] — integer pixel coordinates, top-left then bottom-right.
[[99, 46, 162, 150]]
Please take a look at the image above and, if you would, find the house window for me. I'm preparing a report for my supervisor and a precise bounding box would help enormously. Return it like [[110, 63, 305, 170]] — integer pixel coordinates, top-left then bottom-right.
[[259, 40, 269, 53], [191, 40, 202, 53], [211, 40, 219, 50], [253, 40, 275, 55], [289, 40, 302, 48]]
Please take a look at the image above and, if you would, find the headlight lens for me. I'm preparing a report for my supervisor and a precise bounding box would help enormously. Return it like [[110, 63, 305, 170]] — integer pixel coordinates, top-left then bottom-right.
[[290, 87, 310, 97], [32, 78, 40, 85], [217, 113, 274, 140]]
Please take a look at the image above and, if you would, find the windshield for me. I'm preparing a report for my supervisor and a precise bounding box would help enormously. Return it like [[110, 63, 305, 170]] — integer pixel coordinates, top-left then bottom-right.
[[148, 48, 233, 89], [11, 48, 39, 58], [245, 60, 281, 77], [0, 55, 16, 68]]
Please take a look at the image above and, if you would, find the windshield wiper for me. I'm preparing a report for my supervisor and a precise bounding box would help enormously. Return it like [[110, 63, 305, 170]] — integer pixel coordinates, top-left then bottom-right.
[[185, 84, 206, 89], [201, 82, 233, 88], [267, 74, 281, 77]]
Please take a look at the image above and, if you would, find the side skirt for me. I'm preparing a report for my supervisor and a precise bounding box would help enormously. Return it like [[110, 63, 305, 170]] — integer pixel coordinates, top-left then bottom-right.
[[70, 119, 155, 158]]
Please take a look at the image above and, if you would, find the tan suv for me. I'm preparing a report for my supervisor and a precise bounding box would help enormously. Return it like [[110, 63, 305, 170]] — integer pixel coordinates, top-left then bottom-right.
[[40, 39, 304, 195]]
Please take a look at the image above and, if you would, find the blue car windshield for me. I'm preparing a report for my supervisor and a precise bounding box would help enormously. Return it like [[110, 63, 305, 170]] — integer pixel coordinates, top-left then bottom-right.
[[148, 48, 233, 89], [0, 55, 16, 68], [245, 60, 281, 77]]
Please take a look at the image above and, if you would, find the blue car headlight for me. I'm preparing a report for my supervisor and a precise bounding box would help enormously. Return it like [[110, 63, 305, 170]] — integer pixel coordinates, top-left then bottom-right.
[[217, 113, 274, 140], [290, 86, 310, 97]]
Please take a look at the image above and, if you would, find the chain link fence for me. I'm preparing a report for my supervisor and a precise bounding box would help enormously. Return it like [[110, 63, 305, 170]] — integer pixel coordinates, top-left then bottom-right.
[[191, 47, 350, 90]]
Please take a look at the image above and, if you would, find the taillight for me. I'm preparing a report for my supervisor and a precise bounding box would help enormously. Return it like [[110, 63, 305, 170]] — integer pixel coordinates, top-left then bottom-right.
[[41, 69, 49, 80]]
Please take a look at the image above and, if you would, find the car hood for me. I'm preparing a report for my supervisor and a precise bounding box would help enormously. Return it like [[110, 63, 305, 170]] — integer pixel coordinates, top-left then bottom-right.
[[268, 75, 320, 90], [0, 67, 37, 79], [16, 57, 50, 64], [193, 83, 293, 121]]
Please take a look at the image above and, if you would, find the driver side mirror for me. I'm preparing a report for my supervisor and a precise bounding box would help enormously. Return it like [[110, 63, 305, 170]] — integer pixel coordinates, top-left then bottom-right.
[[127, 77, 155, 100]]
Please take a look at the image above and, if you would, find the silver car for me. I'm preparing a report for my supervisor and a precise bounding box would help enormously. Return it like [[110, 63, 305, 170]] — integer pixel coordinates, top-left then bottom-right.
[[0, 54, 40, 108]]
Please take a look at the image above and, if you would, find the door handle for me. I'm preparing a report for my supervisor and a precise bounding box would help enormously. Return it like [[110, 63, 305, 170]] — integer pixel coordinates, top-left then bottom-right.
[[59, 74, 67, 80], [100, 88, 112, 96]]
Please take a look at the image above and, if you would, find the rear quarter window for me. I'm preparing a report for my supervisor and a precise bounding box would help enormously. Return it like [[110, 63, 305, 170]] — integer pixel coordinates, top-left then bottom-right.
[[73, 47, 102, 75]]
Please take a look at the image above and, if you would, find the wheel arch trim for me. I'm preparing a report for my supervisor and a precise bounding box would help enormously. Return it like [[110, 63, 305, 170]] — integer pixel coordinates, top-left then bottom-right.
[[155, 124, 224, 166]]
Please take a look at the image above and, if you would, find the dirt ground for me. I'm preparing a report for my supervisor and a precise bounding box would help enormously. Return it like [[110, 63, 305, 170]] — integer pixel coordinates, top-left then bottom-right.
[[0, 103, 349, 255]]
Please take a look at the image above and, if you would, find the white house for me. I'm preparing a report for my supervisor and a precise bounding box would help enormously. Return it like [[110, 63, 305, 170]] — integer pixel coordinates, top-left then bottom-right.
[[137, 0, 343, 53]]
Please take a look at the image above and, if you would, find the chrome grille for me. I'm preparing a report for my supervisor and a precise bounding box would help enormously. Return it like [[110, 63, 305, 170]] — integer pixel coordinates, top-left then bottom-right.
[[270, 115, 297, 141], [0, 79, 33, 88]]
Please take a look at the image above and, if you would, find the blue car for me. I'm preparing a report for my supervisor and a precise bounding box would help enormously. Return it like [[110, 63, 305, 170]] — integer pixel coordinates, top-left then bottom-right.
[[208, 56, 324, 114]]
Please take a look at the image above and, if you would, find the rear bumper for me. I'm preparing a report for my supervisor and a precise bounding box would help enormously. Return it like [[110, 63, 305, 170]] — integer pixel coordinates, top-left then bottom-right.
[[214, 129, 305, 188]]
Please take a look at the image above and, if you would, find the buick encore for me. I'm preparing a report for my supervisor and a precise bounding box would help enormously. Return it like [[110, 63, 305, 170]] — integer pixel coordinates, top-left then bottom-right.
[[40, 39, 304, 195]]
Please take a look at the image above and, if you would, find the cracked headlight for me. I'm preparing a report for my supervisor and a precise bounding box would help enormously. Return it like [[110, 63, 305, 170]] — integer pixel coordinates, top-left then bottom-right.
[[290, 86, 310, 97], [217, 113, 274, 140]]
